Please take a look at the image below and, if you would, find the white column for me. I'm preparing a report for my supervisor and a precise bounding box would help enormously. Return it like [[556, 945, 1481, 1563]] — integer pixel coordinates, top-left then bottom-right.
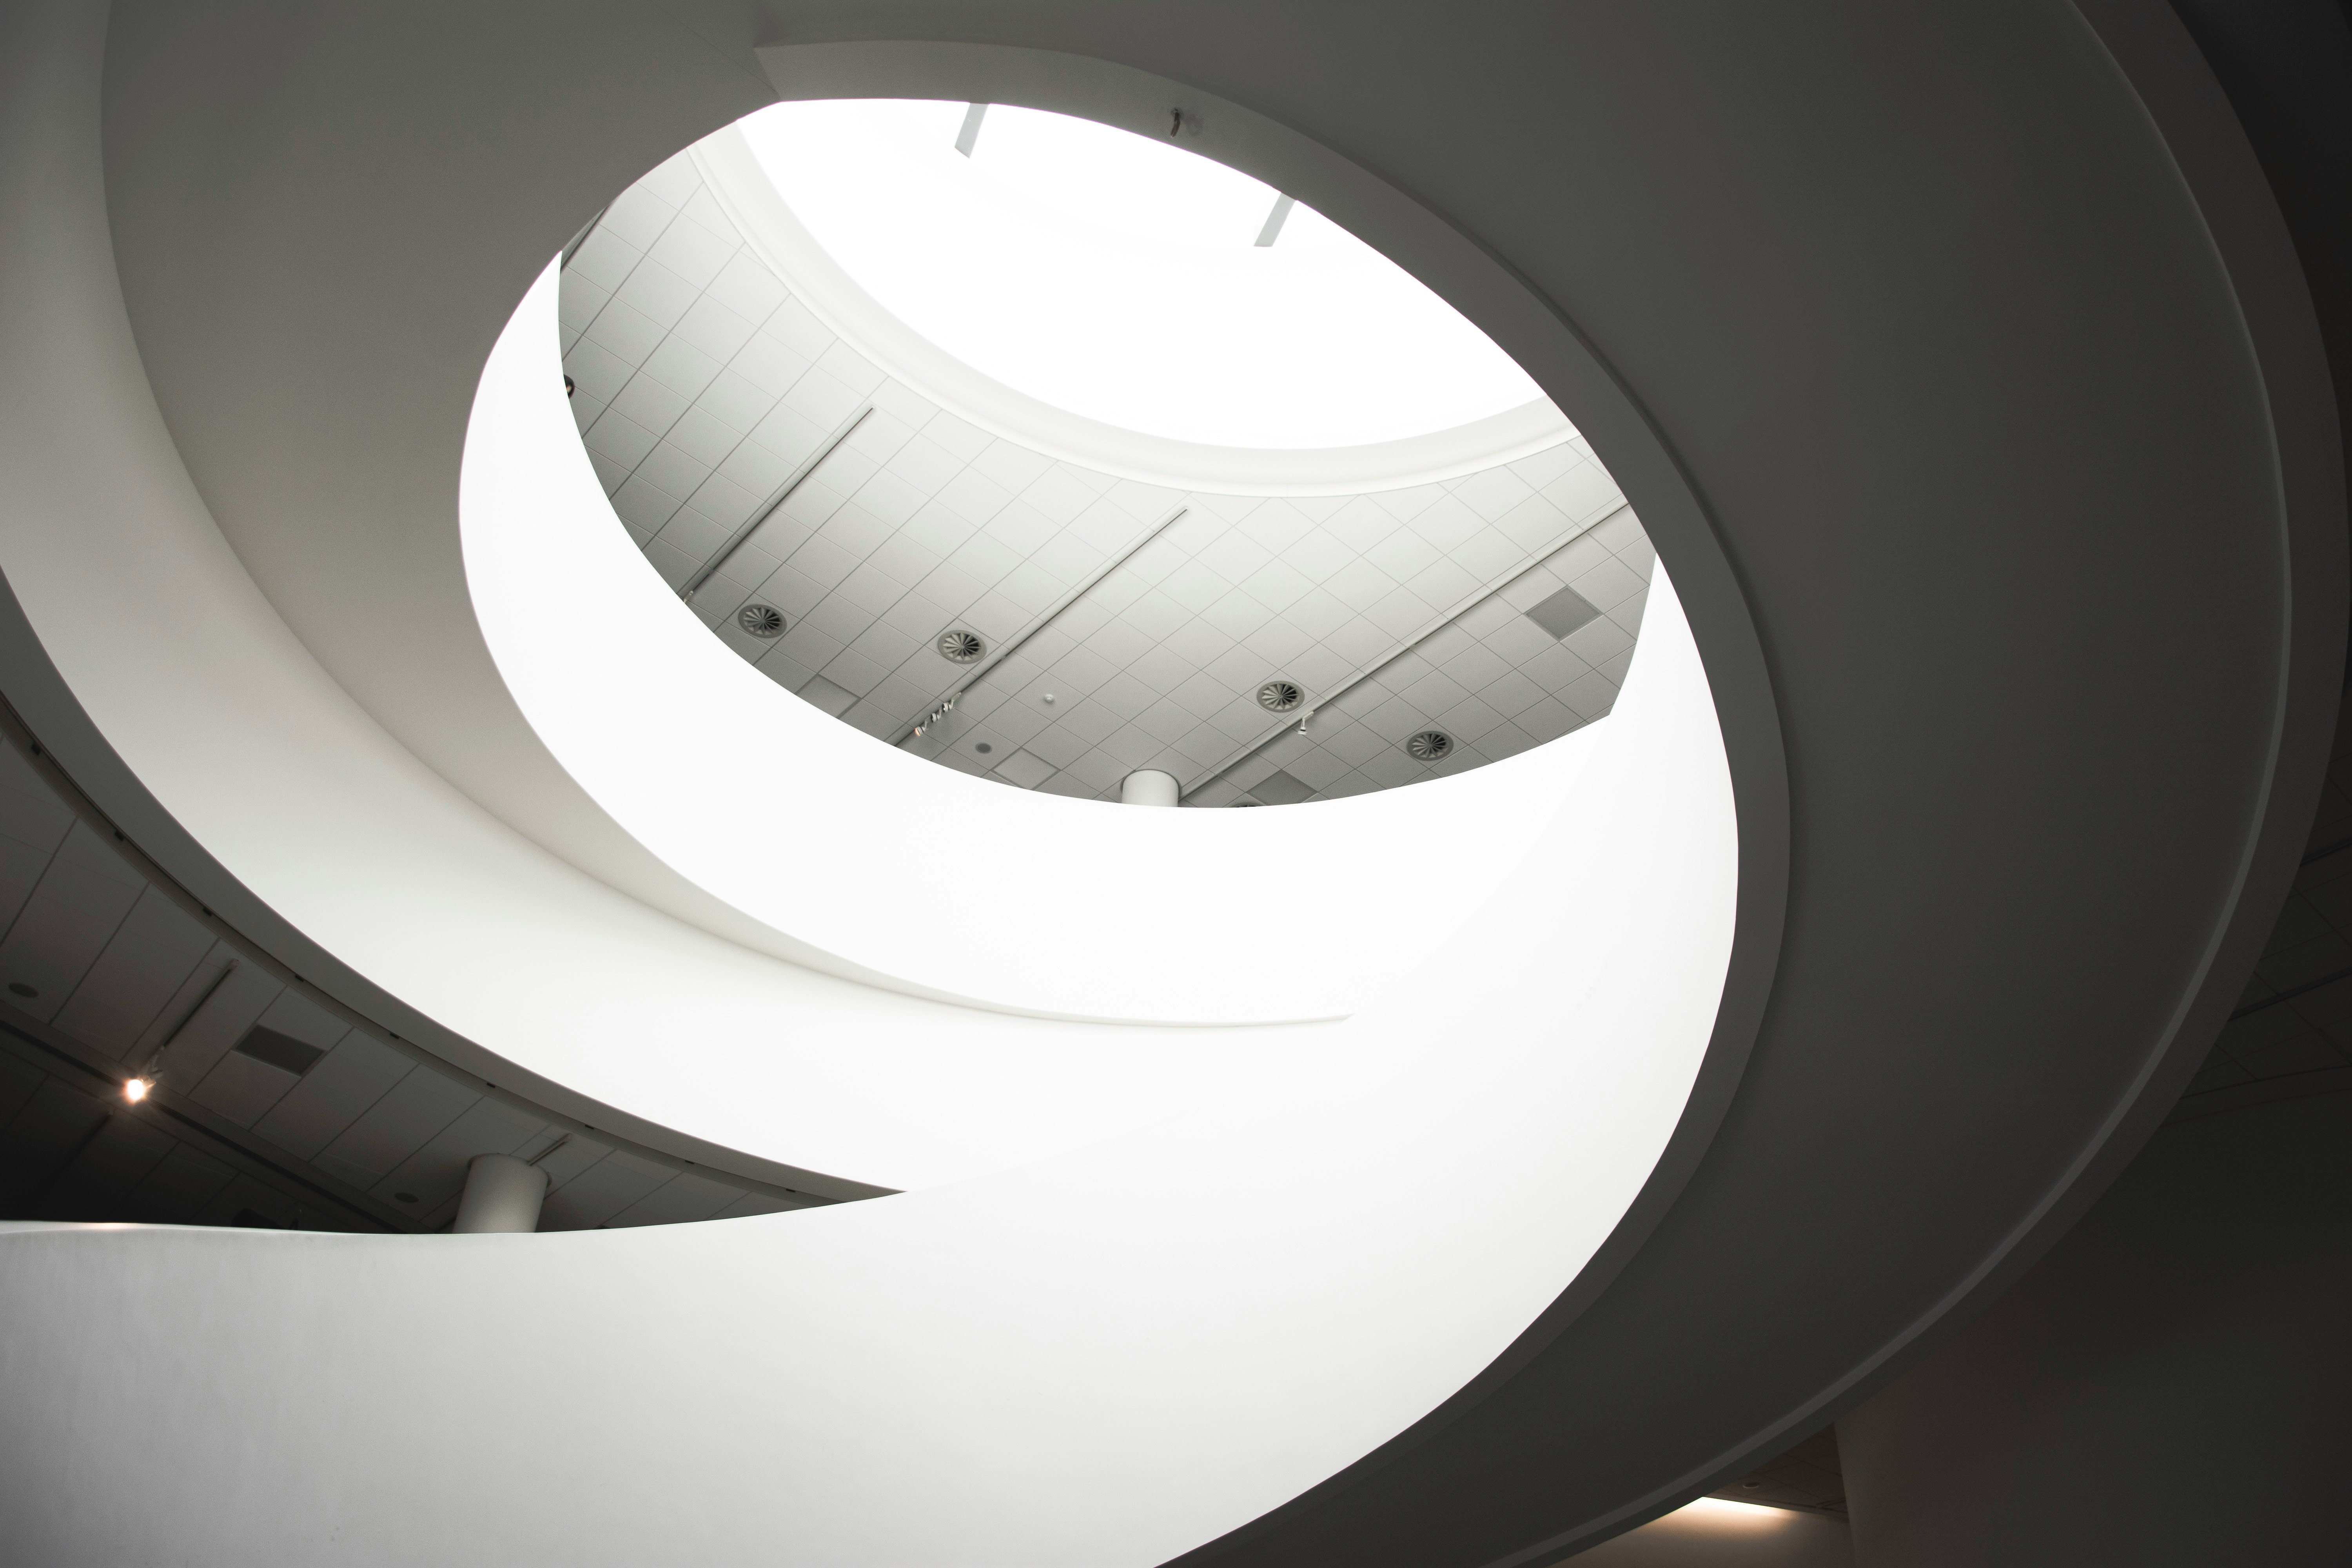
[[452, 1152, 548, 1233], [1120, 769, 1178, 807]]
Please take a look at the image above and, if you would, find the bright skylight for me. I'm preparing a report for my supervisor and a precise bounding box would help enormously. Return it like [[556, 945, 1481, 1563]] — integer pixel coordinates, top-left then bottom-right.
[[740, 100, 1547, 450]]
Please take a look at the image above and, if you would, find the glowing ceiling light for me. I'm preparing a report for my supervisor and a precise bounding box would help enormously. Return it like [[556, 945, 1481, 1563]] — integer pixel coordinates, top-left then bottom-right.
[[739, 100, 1545, 450], [1677, 1497, 1791, 1528], [122, 1076, 152, 1104]]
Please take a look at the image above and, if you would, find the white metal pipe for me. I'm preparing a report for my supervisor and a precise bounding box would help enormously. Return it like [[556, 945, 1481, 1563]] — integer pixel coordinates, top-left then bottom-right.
[[1120, 769, 1179, 807], [452, 1153, 548, 1234]]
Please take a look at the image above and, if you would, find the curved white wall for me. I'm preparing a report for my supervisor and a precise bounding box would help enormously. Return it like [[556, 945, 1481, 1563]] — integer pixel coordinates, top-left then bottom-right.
[[3, 58, 1739, 1530], [0, 519, 1735, 1568], [1, 30, 1737, 1531]]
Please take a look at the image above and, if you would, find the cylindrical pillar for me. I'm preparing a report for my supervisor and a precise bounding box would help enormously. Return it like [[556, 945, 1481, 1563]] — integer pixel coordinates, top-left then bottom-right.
[[452, 1152, 548, 1233], [1840, 1091, 2351, 1566], [1120, 769, 1178, 806]]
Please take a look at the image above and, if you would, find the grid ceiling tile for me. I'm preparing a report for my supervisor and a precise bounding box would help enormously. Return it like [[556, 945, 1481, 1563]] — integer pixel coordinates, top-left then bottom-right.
[[250, 1032, 410, 1162]]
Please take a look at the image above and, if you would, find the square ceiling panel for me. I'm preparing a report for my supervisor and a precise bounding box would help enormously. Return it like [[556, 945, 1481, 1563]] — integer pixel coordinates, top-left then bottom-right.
[[1524, 584, 1604, 641], [1247, 769, 1317, 806], [232, 1025, 327, 1077]]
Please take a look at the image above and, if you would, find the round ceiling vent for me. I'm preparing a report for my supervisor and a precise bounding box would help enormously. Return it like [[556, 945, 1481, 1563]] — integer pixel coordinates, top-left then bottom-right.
[[938, 629, 986, 663], [1406, 729, 1455, 762], [1256, 679, 1304, 713], [737, 603, 786, 638]]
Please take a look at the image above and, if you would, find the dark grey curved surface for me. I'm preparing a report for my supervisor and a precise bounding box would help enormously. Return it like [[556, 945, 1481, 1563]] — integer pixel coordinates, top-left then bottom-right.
[[1840, 1089, 2352, 1567], [9, 1, 2340, 1563]]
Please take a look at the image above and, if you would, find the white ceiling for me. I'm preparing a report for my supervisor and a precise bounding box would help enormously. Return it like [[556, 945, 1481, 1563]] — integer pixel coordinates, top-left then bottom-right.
[[560, 142, 1653, 804]]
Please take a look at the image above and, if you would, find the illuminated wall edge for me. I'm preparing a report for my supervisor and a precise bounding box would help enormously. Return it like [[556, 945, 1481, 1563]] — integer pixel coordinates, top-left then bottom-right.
[[2, 309, 1739, 1565]]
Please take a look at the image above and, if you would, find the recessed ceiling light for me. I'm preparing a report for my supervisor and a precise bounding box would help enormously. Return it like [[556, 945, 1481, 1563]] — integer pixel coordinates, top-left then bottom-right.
[[737, 603, 786, 638], [7, 981, 35, 998], [122, 1076, 152, 1104], [1406, 730, 1455, 762], [1256, 679, 1304, 713], [1681, 1498, 1789, 1526], [394, 1192, 418, 1203], [975, 742, 993, 754], [938, 629, 986, 663]]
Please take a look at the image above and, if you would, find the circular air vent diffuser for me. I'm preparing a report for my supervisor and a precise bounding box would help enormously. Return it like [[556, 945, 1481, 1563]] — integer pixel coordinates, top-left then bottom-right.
[[737, 603, 785, 638], [938, 629, 986, 663], [1406, 730, 1455, 762], [1256, 679, 1304, 713]]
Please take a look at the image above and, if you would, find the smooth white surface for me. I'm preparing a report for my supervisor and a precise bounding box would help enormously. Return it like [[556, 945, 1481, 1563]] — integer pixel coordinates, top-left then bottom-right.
[[468, 261, 1601, 1026], [699, 125, 1575, 495], [1, 509, 1738, 1568], [741, 100, 1546, 450]]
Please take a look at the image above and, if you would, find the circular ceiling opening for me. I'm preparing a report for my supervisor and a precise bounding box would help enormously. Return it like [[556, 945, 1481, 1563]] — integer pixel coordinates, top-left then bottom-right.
[[738, 100, 1544, 450], [557, 103, 1656, 808]]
